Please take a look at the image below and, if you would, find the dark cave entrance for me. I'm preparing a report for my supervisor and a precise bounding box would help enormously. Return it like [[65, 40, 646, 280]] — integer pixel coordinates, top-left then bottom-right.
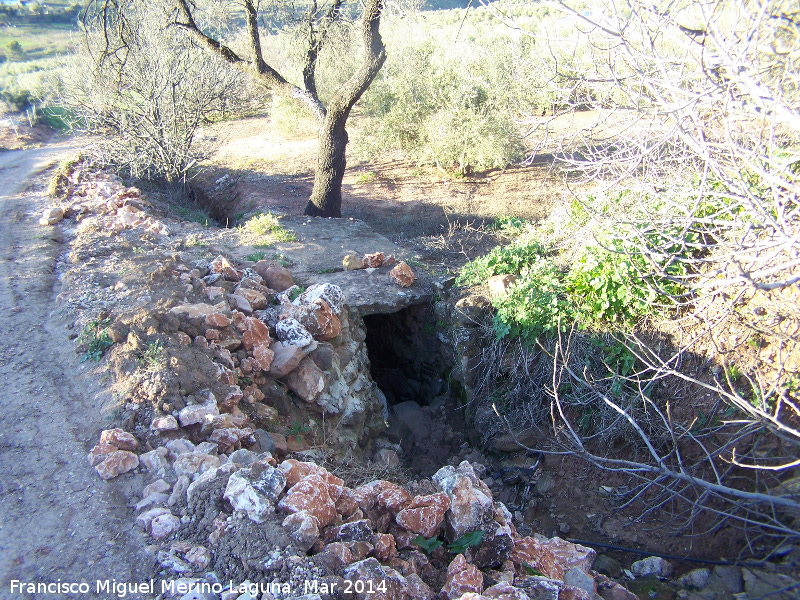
[[363, 304, 449, 406]]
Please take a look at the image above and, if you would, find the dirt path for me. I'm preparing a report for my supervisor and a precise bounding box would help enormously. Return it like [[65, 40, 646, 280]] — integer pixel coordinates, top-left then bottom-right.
[[0, 145, 156, 599]]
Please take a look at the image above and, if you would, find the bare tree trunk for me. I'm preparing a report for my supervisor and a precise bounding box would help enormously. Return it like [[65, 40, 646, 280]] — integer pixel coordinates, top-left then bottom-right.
[[305, 115, 348, 217], [303, 0, 385, 217]]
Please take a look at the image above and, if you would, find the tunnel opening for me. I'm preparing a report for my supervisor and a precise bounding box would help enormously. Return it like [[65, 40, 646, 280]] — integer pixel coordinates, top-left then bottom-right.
[[363, 304, 449, 407]]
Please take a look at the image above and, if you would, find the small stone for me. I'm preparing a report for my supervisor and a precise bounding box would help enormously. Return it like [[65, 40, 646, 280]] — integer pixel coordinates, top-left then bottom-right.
[[363, 252, 385, 268], [150, 512, 181, 539], [442, 554, 483, 600], [487, 274, 517, 299], [390, 262, 415, 287], [205, 313, 233, 328], [40, 207, 64, 225], [228, 294, 253, 315], [593, 555, 622, 579], [564, 567, 596, 596], [268, 343, 310, 377], [254, 262, 294, 292], [178, 392, 219, 427], [150, 415, 179, 432], [282, 510, 320, 552], [170, 303, 223, 318], [252, 343, 275, 371], [223, 463, 286, 522], [251, 429, 275, 454], [677, 568, 710, 590], [296, 299, 341, 341], [87, 441, 118, 466], [100, 428, 138, 450], [405, 574, 434, 600], [374, 448, 400, 468], [371, 533, 398, 561], [296, 283, 345, 316], [184, 546, 211, 569], [276, 318, 315, 347], [240, 317, 271, 350], [279, 459, 344, 487], [510, 536, 595, 580], [95, 450, 139, 480], [383, 254, 397, 267], [143, 479, 171, 497], [343, 253, 363, 270], [209, 255, 241, 281], [630, 556, 673, 578], [236, 287, 267, 310], [277, 474, 337, 527], [283, 357, 326, 403]]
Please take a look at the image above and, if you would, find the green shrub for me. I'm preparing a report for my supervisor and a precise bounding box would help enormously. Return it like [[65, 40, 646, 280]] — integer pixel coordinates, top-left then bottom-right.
[[492, 259, 572, 344], [241, 212, 296, 242], [456, 239, 550, 287]]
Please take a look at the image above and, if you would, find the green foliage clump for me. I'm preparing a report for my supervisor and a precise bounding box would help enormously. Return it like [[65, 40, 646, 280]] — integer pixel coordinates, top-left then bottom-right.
[[492, 259, 572, 344], [79, 318, 113, 362], [241, 212, 296, 242], [456, 239, 550, 287]]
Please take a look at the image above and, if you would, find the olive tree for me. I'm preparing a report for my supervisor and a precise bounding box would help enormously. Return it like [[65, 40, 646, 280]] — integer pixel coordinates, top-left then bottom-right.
[[84, 0, 386, 217]]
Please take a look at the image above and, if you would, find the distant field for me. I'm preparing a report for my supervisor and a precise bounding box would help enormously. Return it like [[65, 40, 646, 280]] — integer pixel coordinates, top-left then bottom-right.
[[0, 23, 76, 60]]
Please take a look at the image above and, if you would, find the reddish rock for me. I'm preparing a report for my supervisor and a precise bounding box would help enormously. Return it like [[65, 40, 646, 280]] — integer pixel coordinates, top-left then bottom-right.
[[268, 343, 309, 377], [390, 262, 415, 287], [237, 287, 267, 310], [252, 343, 275, 371], [383, 254, 397, 267], [510, 537, 596, 580], [278, 474, 337, 527], [205, 328, 220, 341], [297, 299, 341, 341], [297, 283, 345, 316], [326, 542, 354, 565], [484, 582, 530, 600], [442, 554, 483, 600], [100, 428, 138, 450], [87, 441, 118, 466], [377, 484, 412, 513], [271, 432, 288, 455], [362, 252, 385, 268], [335, 487, 360, 517], [372, 533, 398, 561], [487, 274, 518, 299], [254, 262, 294, 291], [219, 386, 244, 411], [279, 459, 344, 487], [392, 528, 418, 550], [406, 573, 434, 600], [282, 510, 321, 552], [184, 546, 211, 569], [209, 255, 241, 281], [209, 427, 253, 453], [204, 286, 226, 301], [205, 313, 233, 328], [241, 317, 271, 350], [395, 493, 450, 538], [559, 586, 592, 600], [352, 480, 401, 512], [95, 450, 139, 480], [282, 357, 326, 402], [175, 331, 192, 345]]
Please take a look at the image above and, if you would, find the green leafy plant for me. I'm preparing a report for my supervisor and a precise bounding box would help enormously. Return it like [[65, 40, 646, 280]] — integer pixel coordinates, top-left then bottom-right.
[[247, 251, 268, 262], [241, 212, 296, 242], [138, 339, 165, 372], [457, 239, 550, 287], [448, 530, 485, 554], [288, 420, 310, 442], [413, 535, 443, 553], [288, 286, 305, 302], [78, 318, 113, 362], [355, 171, 378, 184]]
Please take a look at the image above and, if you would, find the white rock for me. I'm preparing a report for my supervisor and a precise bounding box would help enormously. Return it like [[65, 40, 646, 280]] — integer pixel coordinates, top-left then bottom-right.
[[631, 556, 673, 578], [151, 513, 181, 539], [223, 464, 286, 523]]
